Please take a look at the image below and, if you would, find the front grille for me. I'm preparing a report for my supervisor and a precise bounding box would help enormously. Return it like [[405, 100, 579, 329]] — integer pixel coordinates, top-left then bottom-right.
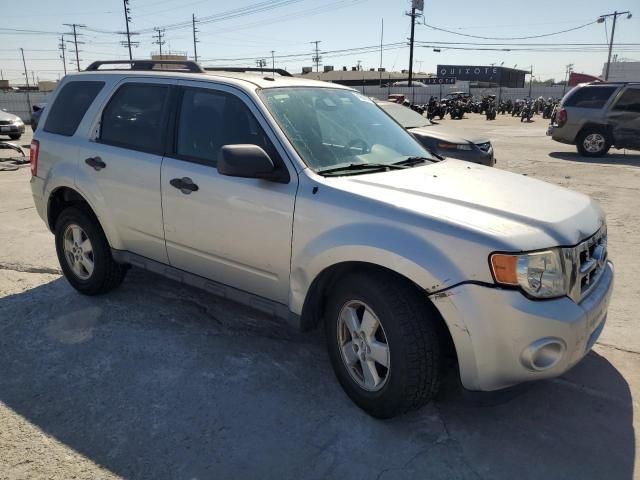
[[0, 120, 11, 126], [476, 142, 491, 152], [567, 225, 608, 302]]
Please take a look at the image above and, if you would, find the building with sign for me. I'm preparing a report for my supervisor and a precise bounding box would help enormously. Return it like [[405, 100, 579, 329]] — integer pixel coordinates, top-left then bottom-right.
[[296, 67, 438, 86], [437, 65, 528, 88]]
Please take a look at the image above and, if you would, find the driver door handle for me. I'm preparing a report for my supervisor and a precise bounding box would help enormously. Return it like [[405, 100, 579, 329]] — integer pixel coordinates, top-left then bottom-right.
[[170, 177, 199, 194], [85, 156, 106, 171]]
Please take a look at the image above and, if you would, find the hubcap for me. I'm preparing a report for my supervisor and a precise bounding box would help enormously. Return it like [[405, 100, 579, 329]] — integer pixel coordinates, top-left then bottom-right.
[[337, 301, 390, 392], [584, 133, 605, 153], [63, 224, 94, 280]]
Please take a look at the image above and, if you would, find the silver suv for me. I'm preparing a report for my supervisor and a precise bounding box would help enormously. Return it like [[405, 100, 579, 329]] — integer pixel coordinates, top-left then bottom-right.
[[547, 82, 640, 156], [30, 60, 614, 418]]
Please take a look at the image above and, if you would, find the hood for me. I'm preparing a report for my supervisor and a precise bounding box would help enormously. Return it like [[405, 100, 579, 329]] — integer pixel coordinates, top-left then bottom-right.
[[0, 110, 20, 122], [326, 159, 603, 251], [409, 126, 489, 145]]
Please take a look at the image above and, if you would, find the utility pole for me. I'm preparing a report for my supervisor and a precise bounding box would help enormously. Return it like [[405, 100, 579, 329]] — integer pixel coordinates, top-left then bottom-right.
[[59, 35, 67, 75], [598, 11, 632, 80], [407, 6, 416, 87], [379, 18, 384, 87], [63, 24, 85, 71], [256, 58, 267, 69], [271, 50, 275, 74], [122, 0, 134, 61], [311, 40, 321, 72], [192, 14, 199, 63], [20, 48, 32, 112], [562, 63, 573, 96], [154, 28, 166, 57]]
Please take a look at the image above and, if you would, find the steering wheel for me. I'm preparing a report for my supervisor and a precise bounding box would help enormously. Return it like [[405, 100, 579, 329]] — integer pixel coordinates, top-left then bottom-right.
[[346, 138, 370, 155]]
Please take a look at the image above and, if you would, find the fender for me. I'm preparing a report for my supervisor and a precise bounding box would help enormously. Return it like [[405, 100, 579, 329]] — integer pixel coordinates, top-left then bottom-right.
[[289, 222, 468, 316]]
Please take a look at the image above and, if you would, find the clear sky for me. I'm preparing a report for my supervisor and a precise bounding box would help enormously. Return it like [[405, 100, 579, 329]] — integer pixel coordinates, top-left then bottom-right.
[[1, 0, 638, 83]]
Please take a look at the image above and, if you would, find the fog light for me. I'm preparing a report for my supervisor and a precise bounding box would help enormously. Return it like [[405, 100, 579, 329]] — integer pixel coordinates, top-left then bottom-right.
[[521, 338, 565, 371]]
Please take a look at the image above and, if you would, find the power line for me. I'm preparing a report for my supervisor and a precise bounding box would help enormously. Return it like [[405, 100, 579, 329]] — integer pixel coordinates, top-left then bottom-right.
[[63, 24, 86, 71], [192, 14, 199, 63], [311, 40, 321, 72], [59, 35, 67, 75], [153, 28, 166, 56], [421, 19, 598, 40]]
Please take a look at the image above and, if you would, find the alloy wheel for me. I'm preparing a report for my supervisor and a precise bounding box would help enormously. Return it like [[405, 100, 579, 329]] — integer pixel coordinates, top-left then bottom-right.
[[63, 224, 94, 280], [584, 133, 605, 153], [337, 300, 390, 392]]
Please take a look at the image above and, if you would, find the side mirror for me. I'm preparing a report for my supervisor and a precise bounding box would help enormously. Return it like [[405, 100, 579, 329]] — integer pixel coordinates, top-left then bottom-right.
[[217, 144, 288, 183]]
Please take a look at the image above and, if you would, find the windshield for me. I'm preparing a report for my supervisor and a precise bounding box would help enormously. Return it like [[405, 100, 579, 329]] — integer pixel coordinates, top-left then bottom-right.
[[378, 102, 431, 129], [260, 87, 434, 173]]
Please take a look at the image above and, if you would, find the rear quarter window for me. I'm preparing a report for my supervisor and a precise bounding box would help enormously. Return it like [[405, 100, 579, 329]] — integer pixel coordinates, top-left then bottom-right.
[[43, 81, 105, 136], [564, 86, 618, 109]]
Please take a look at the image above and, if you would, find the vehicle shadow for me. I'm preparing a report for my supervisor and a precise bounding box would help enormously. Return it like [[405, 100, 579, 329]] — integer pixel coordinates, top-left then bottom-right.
[[0, 270, 635, 479], [549, 151, 640, 167]]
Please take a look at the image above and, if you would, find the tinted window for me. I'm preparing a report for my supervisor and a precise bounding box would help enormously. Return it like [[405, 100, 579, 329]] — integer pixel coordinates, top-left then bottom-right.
[[101, 84, 168, 153], [564, 86, 617, 109], [43, 81, 104, 136], [176, 89, 278, 166], [613, 88, 640, 113]]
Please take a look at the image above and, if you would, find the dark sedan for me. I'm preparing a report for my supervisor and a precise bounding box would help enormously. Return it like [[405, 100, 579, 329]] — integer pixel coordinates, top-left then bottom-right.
[[376, 100, 495, 166]]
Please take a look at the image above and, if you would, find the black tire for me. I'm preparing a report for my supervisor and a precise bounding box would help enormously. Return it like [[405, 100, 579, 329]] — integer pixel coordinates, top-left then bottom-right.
[[324, 271, 442, 418], [576, 128, 611, 157], [55, 206, 127, 295], [9, 134, 21, 140]]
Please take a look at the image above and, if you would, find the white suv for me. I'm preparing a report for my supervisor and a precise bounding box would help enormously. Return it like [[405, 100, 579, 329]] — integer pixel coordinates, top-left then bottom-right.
[[30, 60, 614, 418]]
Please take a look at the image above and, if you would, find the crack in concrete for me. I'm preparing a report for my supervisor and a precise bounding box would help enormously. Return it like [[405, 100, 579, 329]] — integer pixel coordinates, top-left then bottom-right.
[[0, 263, 61, 275], [596, 342, 640, 356]]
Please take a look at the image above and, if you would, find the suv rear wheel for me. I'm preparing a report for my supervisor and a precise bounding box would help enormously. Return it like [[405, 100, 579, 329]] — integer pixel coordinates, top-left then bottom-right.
[[324, 272, 442, 418], [55, 206, 127, 295], [577, 128, 611, 157]]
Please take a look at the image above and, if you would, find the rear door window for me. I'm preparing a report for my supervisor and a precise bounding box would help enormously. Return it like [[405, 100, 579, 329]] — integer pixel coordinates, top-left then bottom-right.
[[564, 86, 618, 109], [100, 83, 169, 154], [43, 81, 104, 136], [613, 88, 640, 113]]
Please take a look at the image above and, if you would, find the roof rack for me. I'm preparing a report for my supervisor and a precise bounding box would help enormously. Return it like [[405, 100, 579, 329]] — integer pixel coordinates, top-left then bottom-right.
[[85, 60, 205, 73], [204, 67, 292, 77]]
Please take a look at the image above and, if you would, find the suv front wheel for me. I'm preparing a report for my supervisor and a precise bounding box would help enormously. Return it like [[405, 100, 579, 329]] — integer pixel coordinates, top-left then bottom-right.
[[324, 272, 442, 418], [577, 128, 611, 157], [55, 206, 127, 295]]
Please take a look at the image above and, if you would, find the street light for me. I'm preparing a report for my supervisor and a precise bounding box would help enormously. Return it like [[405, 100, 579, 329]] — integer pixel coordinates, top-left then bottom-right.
[[598, 10, 633, 80]]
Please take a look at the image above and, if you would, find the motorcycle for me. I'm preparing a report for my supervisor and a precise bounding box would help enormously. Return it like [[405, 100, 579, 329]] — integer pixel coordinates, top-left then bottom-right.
[[449, 100, 464, 120], [485, 97, 497, 120], [520, 101, 533, 122]]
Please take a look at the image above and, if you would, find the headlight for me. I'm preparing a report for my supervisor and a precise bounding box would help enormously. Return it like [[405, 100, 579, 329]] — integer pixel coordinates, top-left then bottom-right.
[[437, 142, 472, 151], [490, 249, 567, 298], [13, 118, 24, 126]]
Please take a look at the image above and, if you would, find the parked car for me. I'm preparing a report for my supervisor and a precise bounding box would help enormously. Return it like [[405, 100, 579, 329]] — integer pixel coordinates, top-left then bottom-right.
[[31, 60, 613, 418], [547, 82, 640, 157], [0, 109, 25, 140], [31, 103, 47, 132], [376, 100, 495, 166]]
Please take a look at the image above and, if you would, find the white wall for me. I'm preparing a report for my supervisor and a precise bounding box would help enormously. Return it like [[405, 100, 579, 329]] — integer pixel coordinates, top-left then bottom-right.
[[0, 92, 49, 122]]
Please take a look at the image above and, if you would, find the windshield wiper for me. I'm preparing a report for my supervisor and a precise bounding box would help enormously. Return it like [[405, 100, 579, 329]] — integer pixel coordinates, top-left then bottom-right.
[[392, 156, 437, 167], [316, 162, 407, 176]]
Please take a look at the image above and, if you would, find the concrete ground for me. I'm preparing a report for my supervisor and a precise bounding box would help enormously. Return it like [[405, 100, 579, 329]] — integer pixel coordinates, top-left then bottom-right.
[[0, 116, 638, 480]]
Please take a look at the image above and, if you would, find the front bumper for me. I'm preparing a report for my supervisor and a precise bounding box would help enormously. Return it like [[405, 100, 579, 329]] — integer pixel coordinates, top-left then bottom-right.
[[432, 261, 614, 391], [0, 123, 25, 135]]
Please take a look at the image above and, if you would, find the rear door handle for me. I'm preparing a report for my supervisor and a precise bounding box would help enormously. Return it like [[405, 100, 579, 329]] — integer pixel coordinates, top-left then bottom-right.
[[170, 177, 199, 194], [85, 156, 106, 171]]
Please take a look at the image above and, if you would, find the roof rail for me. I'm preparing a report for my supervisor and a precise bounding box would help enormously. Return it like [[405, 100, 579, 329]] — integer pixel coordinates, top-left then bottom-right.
[[204, 67, 293, 77], [85, 60, 205, 73]]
